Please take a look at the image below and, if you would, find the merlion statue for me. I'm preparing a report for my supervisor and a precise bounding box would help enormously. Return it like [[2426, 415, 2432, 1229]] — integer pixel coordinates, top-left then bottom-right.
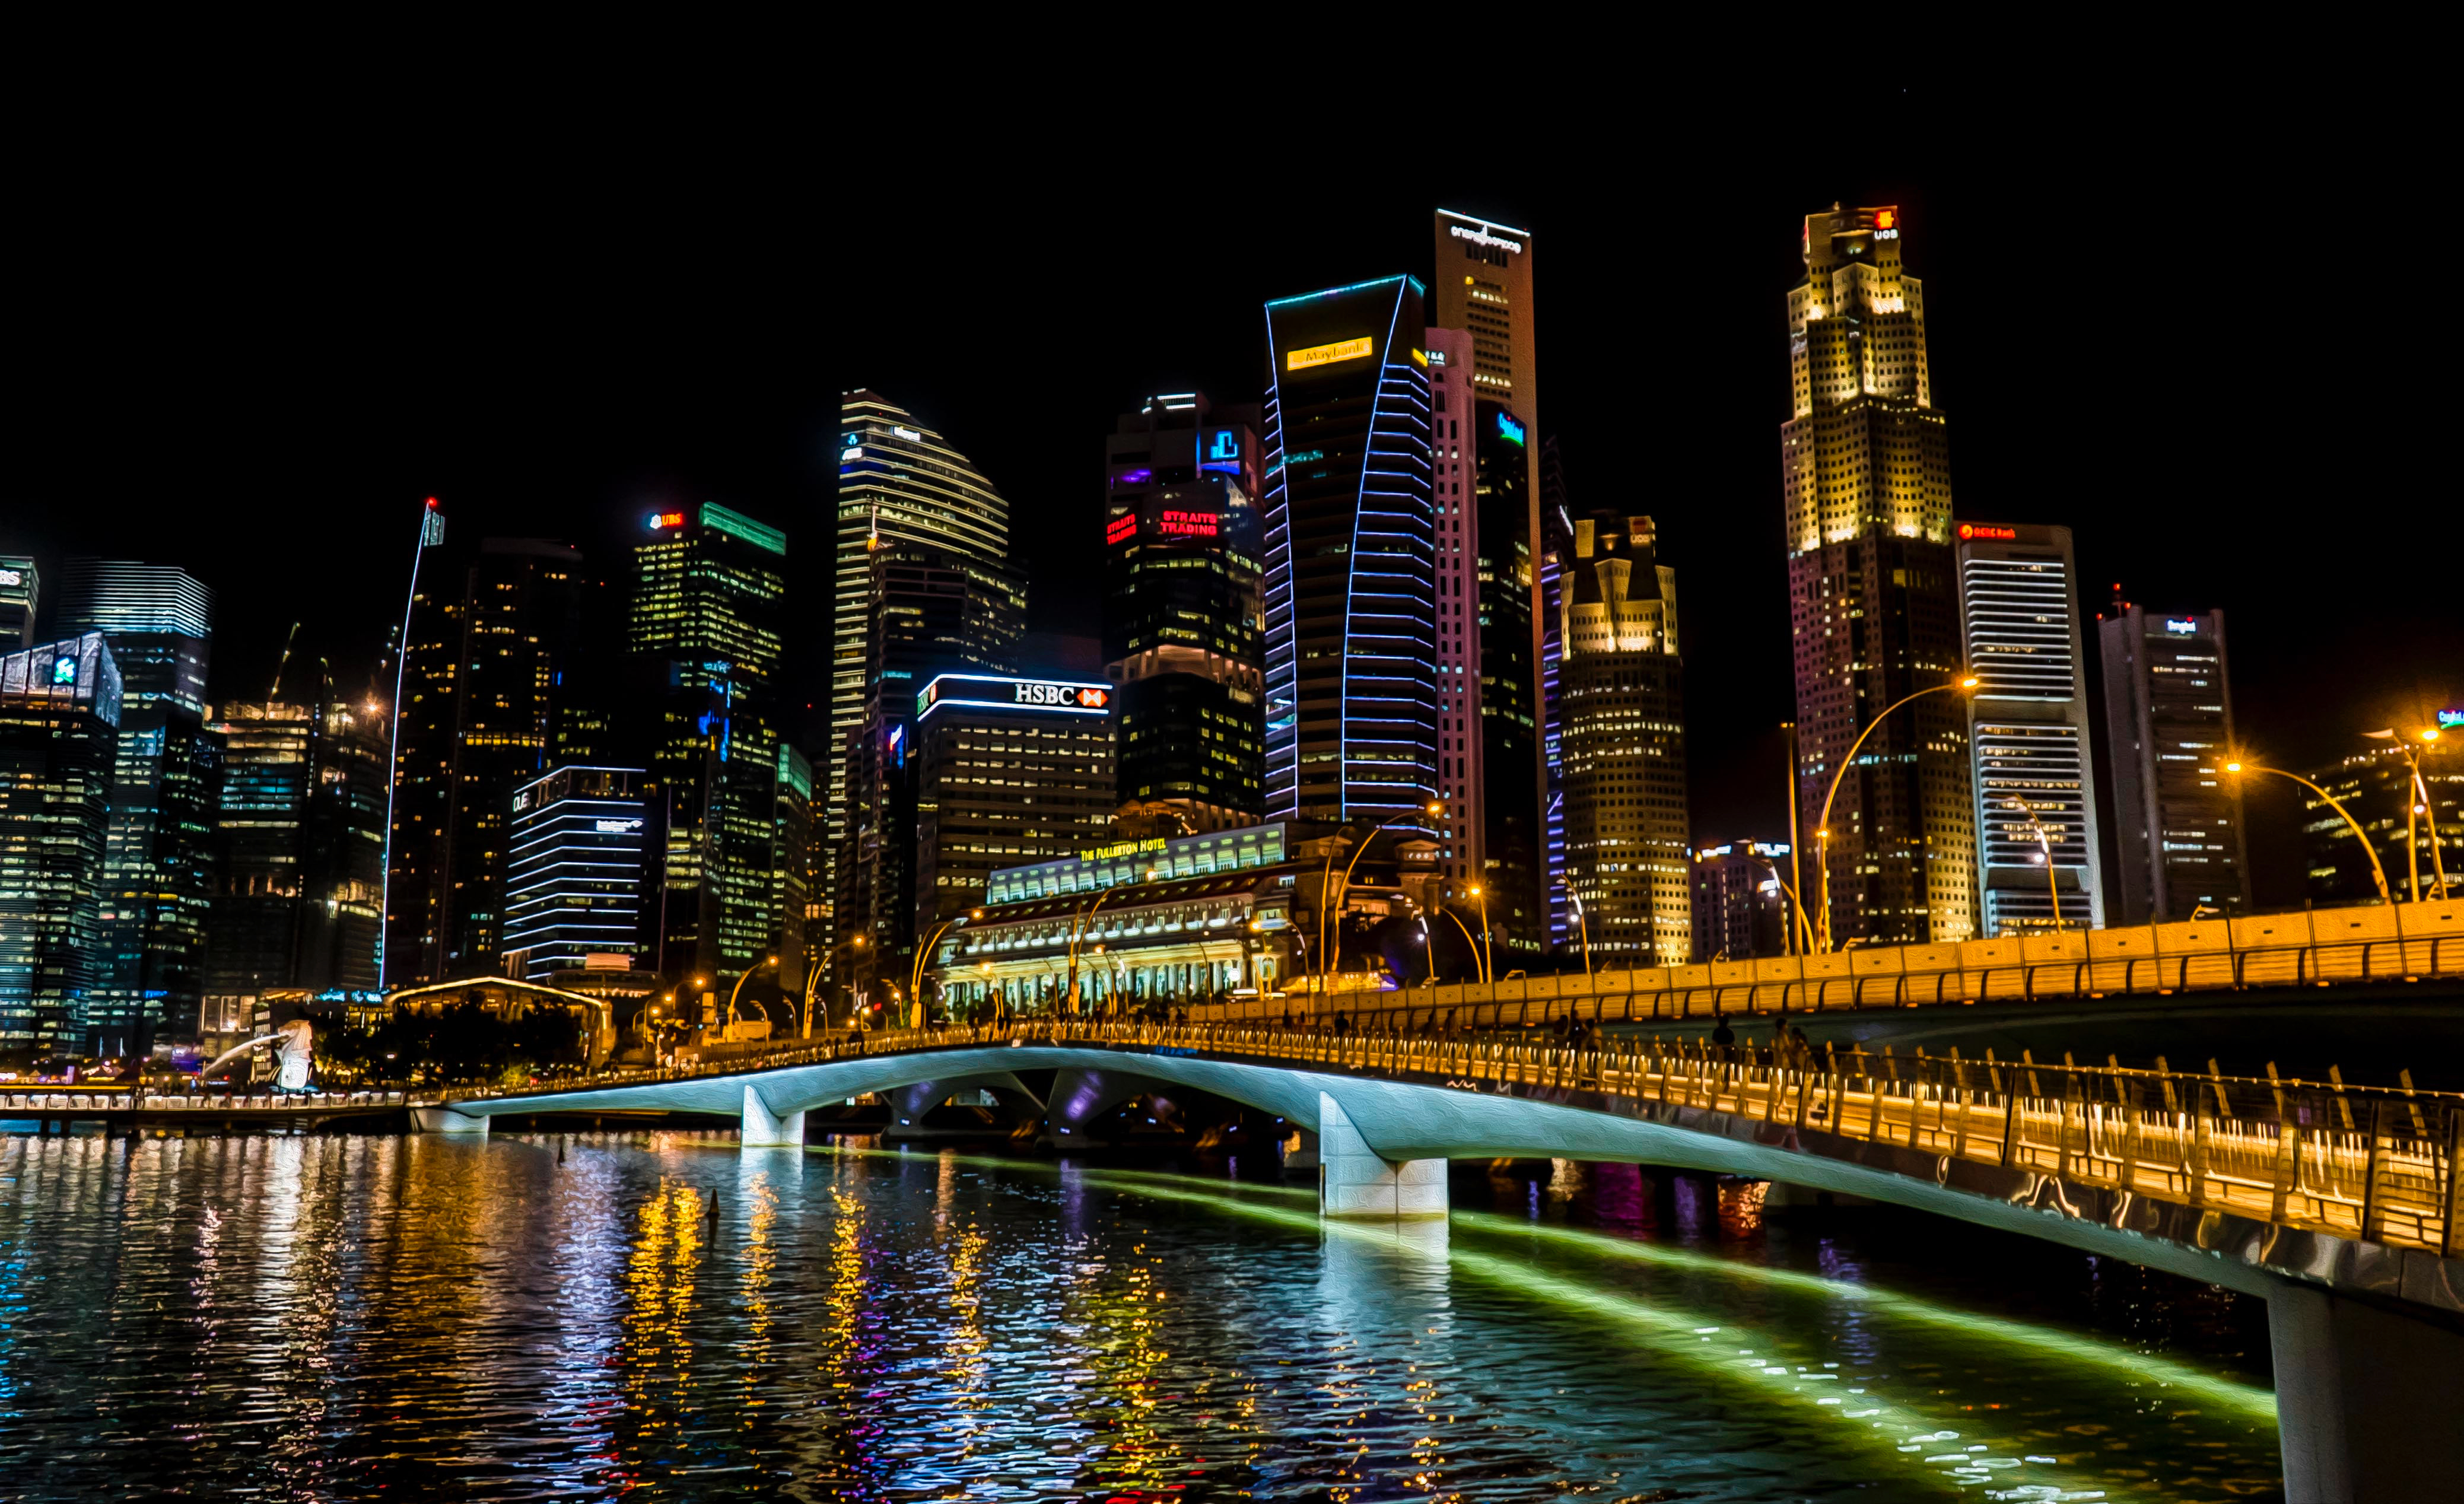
[[202, 1018, 316, 1092]]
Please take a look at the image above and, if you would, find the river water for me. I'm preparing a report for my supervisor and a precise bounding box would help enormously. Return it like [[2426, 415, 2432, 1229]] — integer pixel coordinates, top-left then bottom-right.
[[0, 1130, 2285, 1502]]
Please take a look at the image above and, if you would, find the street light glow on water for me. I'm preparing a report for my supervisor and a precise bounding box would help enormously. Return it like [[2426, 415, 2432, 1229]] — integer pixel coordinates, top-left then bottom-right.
[[0, 1133, 2281, 1499]]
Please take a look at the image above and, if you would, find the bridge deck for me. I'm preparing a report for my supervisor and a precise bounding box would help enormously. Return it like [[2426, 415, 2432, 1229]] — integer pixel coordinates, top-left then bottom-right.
[[457, 1021, 2464, 1262]]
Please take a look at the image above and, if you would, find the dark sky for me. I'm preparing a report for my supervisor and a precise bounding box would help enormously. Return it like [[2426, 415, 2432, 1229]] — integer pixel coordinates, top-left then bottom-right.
[[12, 82, 2453, 906]]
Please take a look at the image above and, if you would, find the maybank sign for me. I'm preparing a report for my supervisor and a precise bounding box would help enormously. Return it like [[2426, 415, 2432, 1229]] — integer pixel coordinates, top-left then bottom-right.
[[1286, 336, 1374, 371], [918, 673, 1114, 721]]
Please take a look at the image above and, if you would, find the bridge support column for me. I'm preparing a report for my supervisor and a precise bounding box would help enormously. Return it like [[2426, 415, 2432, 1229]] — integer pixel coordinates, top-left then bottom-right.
[[411, 1106, 489, 1136], [1317, 1092, 1446, 1219], [2269, 1282, 2464, 1501], [740, 1086, 805, 1149]]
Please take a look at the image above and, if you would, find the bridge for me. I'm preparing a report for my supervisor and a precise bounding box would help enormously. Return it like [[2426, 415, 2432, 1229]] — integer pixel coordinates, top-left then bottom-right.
[[425, 1015, 2460, 1502]]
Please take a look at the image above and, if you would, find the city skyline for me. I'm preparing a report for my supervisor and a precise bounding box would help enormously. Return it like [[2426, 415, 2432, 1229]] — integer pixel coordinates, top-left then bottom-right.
[[12, 121, 2456, 912]]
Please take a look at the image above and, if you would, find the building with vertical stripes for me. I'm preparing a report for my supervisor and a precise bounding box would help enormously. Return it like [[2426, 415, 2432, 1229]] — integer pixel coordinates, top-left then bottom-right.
[[2100, 602, 2250, 922], [1956, 522, 2104, 934], [1260, 276, 1438, 831], [502, 765, 650, 983]]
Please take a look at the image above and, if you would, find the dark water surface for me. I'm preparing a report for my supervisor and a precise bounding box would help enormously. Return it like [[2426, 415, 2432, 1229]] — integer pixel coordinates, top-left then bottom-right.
[[0, 1131, 2284, 1502]]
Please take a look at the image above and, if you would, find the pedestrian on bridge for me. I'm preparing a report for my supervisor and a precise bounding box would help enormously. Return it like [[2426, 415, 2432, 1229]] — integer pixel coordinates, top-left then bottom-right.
[[1712, 1013, 1735, 1058]]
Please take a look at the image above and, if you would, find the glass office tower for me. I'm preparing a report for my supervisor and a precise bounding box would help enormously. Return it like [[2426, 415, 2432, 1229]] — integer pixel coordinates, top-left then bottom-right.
[[0, 634, 122, 1056], [1260, 275, 1438, 828]]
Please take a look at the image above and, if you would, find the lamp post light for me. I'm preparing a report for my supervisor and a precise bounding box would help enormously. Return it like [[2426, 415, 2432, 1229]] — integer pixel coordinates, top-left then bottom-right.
[[1813, 675, 1980, 952], [908, 908, 983, 1029], [1759, 860, 1816, 956], [2227, 759, 2393, 905], [1066, 880, 1140, 1014], [1556, 877, 1592, 988], [1436, 907, 1487, 984], [2003, 796, 2065, 930], [1324, 803, 1444, 990], [2364, 726, 2449, 902], [726, 956, 778, 1038], [1468, 883, 1494, 987]]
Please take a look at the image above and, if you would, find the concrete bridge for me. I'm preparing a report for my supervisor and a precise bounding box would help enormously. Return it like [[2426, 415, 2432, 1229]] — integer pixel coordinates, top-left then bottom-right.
[[433, 1017, 2462, 1502]]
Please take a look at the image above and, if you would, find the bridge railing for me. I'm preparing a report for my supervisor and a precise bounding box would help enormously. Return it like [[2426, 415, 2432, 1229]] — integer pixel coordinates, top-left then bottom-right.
[[458, 1017, 2464, 1261], [1179, 930, 2463, 1035]]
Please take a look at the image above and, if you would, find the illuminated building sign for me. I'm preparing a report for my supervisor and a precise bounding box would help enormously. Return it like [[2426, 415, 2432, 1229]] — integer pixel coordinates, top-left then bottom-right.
[[1447, 222, 1524, 255], [593, 818, 644, 834], [1285, 335, 1374, 371], [840, 446, 862, 462], [1496, 413, 1526, 446], [1426, 350, 1446, 367], [892, 425, 922, 441], [1200, 428, 1244, 475], [917, 673, 1114, 720], [0, 568, 20, 587], [1079, 836, 1165, 861], [1409, 347, 1428, 367], [1159, 509, 1218, 538], [2164, 619, 2201, 635], [646, 510, 687, 530], [1957, 523, 2017, 541], [51, 656, 78, 685], [2441, 709, 2464, 729], [1105, 514, 1138, 546]]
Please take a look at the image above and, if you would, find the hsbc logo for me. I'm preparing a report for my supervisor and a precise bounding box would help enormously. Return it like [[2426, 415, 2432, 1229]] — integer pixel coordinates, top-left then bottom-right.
[[1015, 682, 1109, 710]]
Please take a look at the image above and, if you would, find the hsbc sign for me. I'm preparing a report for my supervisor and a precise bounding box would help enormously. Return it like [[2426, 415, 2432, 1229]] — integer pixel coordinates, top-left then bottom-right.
[[918, 673, 1114, 721]]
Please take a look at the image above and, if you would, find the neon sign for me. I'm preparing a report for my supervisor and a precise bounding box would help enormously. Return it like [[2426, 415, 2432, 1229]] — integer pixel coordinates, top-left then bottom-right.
[[2440, 709, 2464, 729], [647, 511, 686, 530], [892, 426, 922, 441], [1286, 336, 1374, 371], [918, 673, 1114, 720], [0, 569, 21, 587], [1105, 514, 1138, 545], [2165, 619, 2200, 635], [1159, 510, 1217, 538], [1447, 223, 1524, 255], [1496, 413, 1526, 446], [1957, 523, 2016, 540], [840, 446, 862, 462], [52, 655, 80, 686]]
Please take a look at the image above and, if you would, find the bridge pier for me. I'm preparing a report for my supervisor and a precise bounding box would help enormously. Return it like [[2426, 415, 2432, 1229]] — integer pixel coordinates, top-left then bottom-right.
[[1317, 1092, 1446, 1220], [410, 1107, 489, 1137], [2269, 1282, 2464, 1501], [739, 1086, 804, 1149]]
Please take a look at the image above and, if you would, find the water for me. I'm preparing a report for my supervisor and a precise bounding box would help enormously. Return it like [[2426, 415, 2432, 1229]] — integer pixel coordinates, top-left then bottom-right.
[[0, 1131, 2285, 1502]]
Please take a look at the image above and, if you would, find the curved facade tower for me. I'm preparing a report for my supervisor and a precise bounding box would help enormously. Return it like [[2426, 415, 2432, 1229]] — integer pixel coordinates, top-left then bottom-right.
[[1260, 277, 1438, 826]]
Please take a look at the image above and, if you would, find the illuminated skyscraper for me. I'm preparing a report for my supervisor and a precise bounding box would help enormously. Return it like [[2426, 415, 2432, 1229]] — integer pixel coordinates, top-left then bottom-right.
[[502, 765, 650, 983], [387, 538, 586, 984], [1556, 513, 1689, 964], [55, 560, 219, 1052], [0, 634, 121, 1054], [1104, 391, 1264, 832], [2300, 742, 2460, 905], [629, 503, 789, 986], [1957, 523, 2104, 934], [1782, 203, 1976, 946], [0, 557, 36, 650], [1261, 275, 1438, 827], [1427, 329, 1480, 889], [2099, 602, 2250, 922], [830, 393, 1021, 900]]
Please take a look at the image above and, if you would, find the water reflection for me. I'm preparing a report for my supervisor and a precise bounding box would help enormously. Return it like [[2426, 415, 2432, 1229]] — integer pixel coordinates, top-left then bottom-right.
[[0, 1131, 2284, 1501]]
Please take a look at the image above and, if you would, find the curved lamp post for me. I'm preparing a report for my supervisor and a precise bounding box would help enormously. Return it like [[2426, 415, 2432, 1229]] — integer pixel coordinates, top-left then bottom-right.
[[1759, 860, 1816, 955], [1467, 883, 1494, 987], [1066, 872, 1156, 1014], [726, 956, 778, 1038], [1813, 675, 1980, 952], [2364, 726, 2449, 901], [1436, 907, 1487, 984], [1321, 803, 1444, 996], [2003, 796, 2065, 930], [2227, 759, 2393, 905], [908, 908, 983, 1028], [1557, 877, 1593, 988]]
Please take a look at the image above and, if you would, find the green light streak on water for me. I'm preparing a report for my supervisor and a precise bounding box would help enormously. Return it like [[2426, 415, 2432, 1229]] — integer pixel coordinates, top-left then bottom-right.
[[1448, 1210, 2278, 1424], [809, 1144, 2136, 1499], [815, 1146, 2269, 1426]]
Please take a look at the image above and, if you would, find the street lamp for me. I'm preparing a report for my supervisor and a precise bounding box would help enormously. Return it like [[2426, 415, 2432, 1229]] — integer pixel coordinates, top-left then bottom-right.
[[2226, 759, 2393, 905], [1435, 906, 1487, 984], [1557, 877, 1592, 988], [1813, 675, 1980, 951], [908, 908, 983, 1028], [1759, 859, 1816, 955], [1066, 878, 1147, 1013], [725, 956, 778, 1038], [1468, 883, 1494, 987], [1323, 803, 1445, 990], [2003, 796, 2065, 930], [2363, 726, 2449, 902]]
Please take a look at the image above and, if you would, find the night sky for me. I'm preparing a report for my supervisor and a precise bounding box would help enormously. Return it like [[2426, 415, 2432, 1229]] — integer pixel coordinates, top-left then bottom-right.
[[12, 84, 2453, 908]]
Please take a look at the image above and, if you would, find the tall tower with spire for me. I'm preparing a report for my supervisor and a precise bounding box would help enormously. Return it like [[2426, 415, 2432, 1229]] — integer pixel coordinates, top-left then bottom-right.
[[1782, 203, 1976, 946]]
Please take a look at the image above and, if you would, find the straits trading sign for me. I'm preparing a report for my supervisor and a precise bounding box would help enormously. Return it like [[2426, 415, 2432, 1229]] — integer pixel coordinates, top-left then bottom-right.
[[1285, 335, 1374, 371], [918, 673, 1113, 720]]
